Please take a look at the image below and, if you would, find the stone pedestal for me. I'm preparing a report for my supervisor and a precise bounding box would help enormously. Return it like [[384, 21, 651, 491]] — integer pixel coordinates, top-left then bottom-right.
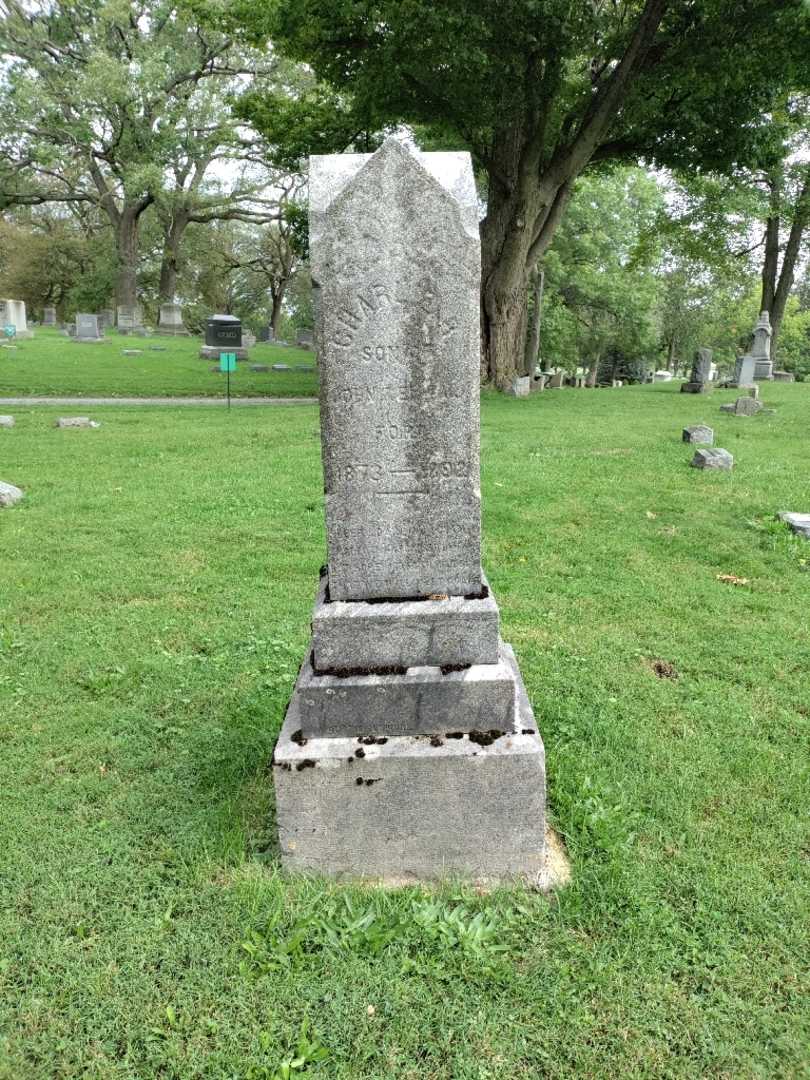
[[73, 313, 103, 342], [0, 299, 33, 338], [272, 139, 547, 885], [157, 303, 189, 335], [117, 304, 144, 334]]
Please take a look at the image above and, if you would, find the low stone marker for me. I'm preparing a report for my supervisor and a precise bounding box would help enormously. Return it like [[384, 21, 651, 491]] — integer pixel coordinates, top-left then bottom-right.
[[272, 138, 548, 885], [507, 376, 530, 397], [0, 480, 24, 508], [55, 417, 100, 429], [271, 363, 290, 371], [682, 425, 713, 445], [773, 371, 795, 382], [250, 364, 269, 372], [0, 416, 15, 429], [720, 396, 763, 416], [778, 512, 810, 540], [149, 346, 167, 352], [121, 349, 143, 356], [691, 448, 733, 471]]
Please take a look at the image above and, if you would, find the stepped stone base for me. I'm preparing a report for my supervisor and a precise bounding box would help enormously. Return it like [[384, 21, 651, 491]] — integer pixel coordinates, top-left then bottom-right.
[[298, 640, 516, 738], [311, 572, 499, 671], [273, 643, 546, 884]]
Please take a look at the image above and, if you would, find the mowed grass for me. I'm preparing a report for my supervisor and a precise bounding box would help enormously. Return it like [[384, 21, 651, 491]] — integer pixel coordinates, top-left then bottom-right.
[[0, 328, 318, 398], [0, 382, 808, 1078]]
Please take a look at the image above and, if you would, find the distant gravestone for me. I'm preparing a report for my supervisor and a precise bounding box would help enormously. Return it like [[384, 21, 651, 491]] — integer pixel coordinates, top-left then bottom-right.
[[691, 448, 733, 471], [271, 363, 290, 371], [749, 311, 773, 380], [157, 303, 188, 336], [778, 512, 810, 540], [243, 331, 257, 348], [74, 313, 102, 342], [55, 417, 100, 429], [507, 376, 531, 397], [296, 328, 314, 347], [0, 299, 32, 338], [100, 308, 115, 329], [42, 306, 57, 326], [733, 354, 756, 388], [773, 370, 795, 382], [682, 425, 714, 445], [258, 325, 274, 343], [250, 364, 269, 372], [720, 396, 763, 416], [653, 370, 673, 382], [117, 303, 144, 334], [547, 371, 564, 389], [681, 347, 713, 394], [199, 314, 248, 360], [0, 480, 24, 508], [0, 416, 15, 429]]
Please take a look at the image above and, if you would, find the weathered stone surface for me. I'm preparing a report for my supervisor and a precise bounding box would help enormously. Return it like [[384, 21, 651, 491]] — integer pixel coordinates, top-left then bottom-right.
[[733, 355, 756, 387], [297, 639, 516, 738], [311, 572, 500, 671], [0, 416, 15, 429], [546, 371, 564, 388], [721, 396, 763, 416], [773, 370, 795, 382], [199, 345, 249, 362], [691, 448, 733, 470], [55, 416, 100, 429], [507, 376, 530, 397], [311, 138, 482, 601], [681, 352, 711, 394], [117, 303, 144, 333], [74, 313, 102, 341], [778, 512, 810, 540], [0, 480, 24, 507], [274, 642, 546, 883], [157, 303, 188, 335], [272, 363, 290, 371], [0, 299, 32, 338], [682, 425, 714, 445]]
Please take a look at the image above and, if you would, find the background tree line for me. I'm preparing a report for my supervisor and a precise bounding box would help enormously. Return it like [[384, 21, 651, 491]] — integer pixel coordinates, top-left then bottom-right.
[[1, 0, 808, 375]]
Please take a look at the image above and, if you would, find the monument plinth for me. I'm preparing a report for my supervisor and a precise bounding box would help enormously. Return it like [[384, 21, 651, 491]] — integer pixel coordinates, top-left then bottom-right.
[[272, 139, 548, 885]]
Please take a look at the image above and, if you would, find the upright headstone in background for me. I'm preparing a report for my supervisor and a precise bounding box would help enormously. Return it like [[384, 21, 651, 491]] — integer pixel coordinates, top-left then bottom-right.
[[73, 313, 103, 342], [273, 138, 549, 886], [0, 300, 33, 338], [733, 354, 756, 388], [749, 311, 773, 380], [258, 325, 275, 343], [42, 306, 57, 326], [157, 303, 189, 336], [100, 308, 115, 330], [296, 328, 314, 348], [117, 303, 144, 334], [681, 347, 713, 394]]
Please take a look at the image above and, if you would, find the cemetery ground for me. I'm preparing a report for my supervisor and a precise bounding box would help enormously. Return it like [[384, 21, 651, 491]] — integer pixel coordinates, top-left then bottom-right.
[[1, 383, 808, 1079], [0, 328, 318, 399]]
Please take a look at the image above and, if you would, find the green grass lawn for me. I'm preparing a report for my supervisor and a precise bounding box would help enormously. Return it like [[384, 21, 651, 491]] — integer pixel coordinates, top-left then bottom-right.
[[0, 328, 318, 398], [1, 383, 808, 1078]]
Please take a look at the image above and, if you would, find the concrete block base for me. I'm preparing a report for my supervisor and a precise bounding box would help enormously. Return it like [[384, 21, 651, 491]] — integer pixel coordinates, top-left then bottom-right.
[[273, 643, 547, 884], [311, 572, 500, 671], [199, 345, 250, 361]]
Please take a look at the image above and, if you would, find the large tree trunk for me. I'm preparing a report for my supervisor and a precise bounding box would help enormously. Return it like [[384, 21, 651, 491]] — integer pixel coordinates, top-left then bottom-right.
[[770, 169, 810, 361], [158, 213, 190, 304], [113, 207, 142, 311], [270, 284, 286, 335]]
